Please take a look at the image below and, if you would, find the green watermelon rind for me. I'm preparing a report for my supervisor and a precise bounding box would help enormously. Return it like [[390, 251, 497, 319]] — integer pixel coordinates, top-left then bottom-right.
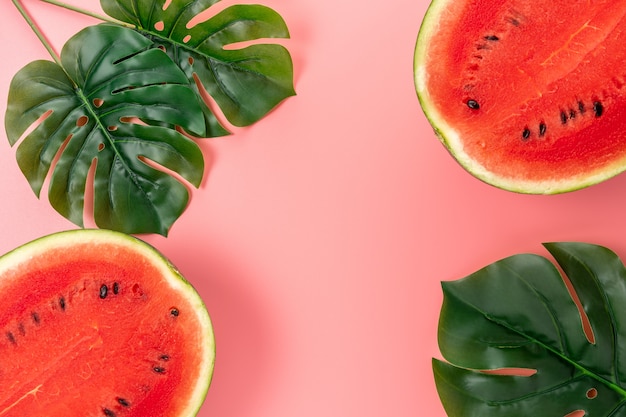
[[413, 0, 626, 195], [0, 228, 215, 417]]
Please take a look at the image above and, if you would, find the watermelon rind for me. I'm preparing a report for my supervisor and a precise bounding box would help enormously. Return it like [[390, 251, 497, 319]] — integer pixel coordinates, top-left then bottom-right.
[[413, 0, 626, 194], [0, 228, 215, 417]]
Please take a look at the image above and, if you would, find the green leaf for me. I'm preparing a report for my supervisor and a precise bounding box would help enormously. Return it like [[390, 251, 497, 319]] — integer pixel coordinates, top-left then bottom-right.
[[434, 242, 626, 416], [5, 24, 206, 236], [100, 0, 295, 129]]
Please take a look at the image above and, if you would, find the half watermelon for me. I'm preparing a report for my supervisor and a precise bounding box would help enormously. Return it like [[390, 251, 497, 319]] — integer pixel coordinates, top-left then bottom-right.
[[0, 229, 215, 417], [414, 0, 626, 194]]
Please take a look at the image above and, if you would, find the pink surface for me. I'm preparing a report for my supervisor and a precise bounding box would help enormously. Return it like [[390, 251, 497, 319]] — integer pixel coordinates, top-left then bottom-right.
[[4, 1, 626, 416]]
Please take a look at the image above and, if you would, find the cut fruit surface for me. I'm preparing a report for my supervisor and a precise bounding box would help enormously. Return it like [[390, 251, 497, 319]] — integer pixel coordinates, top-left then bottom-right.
[[0, 229, 215, 417], [414, 0, 626, 193]]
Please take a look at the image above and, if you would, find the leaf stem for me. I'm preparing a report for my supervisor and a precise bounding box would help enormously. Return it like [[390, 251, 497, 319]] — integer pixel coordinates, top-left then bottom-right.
[[37, 0, 134, 28], [12, 0, 62, 66]]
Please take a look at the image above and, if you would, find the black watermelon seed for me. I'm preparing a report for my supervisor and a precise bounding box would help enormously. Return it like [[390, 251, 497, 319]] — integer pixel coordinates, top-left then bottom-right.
[[466, 99, 480, 110], [560, 110, 568, 124], [578, 101, 586, 114], [59, 297, 66, 311], [153, 366, 166, 374], [99, 285, 108, 299], [569, 109, 576, 119], [113, 282, 119, 295], [103, 408, 116, 417], [593, 101, 604, 117], [484, 35, 500, 41], [6, 332, 16, 345], [508, 17, 521, 26], [160, 354, 170, 361], [170, 308, 180, 317], [116, 397, 130, 407], [539, 122, 547, 137], [522, 127, 531, 140], [31, 312, 40, 325]]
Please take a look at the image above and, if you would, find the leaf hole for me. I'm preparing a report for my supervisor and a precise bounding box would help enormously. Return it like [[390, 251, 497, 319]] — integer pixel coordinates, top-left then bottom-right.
[[29, 131, 75, 206], [479, 367, 537, 377], [188, 56, 194, 65], [183, 35, 191, 44], [158, 45, 167, 53], [561, 272, 596, 344], [81, 156, 98, 229], [137, 155, 197, 190], [93, 98, 104, 108], [11, 109, 53, 146], [185, 2, 230, 29], [120, 116, 146, 125], [564, 411, 585, 417], [154, 21, 165, 31], [191, 72, 231, 130], [586, 388, 598, 399], [223, 39, 274, 51], [111, 86, 136, 95], [107, 126, 117, 132], [162, 0, 172, 10], [76, 116, 89, 127], [98, 143, 105, 152]]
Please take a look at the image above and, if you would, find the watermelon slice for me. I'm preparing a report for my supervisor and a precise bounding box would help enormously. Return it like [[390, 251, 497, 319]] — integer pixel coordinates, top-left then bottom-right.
[[414, 0, 626, 194], [0, 229, 215, 417]]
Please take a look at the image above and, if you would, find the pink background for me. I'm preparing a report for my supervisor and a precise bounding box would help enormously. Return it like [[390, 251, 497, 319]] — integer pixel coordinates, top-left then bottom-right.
[[3, 1, 626, 416]]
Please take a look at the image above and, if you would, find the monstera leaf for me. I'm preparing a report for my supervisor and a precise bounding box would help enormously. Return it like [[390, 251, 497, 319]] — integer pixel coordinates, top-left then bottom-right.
[[100, 0, 295, 130], [5, 24, 206, 236], [434, 242, 626, 416]]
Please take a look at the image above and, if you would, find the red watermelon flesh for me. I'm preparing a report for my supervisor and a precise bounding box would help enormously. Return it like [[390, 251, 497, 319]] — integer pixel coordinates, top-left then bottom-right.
[[414, 0, 626, 193], [0, 230, 214, 417]]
